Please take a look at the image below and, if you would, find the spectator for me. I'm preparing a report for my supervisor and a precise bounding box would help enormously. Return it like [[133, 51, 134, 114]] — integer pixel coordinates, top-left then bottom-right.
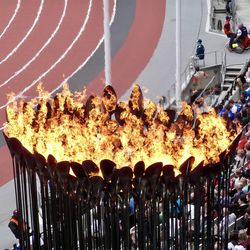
[[245, 143, 250, 161], [236, 23, 248, 44], [231, 183, 244, 204], [245, 68, 250, 84], [246, 192, 250, 207], [234, 150, 246, 169], [244, 163, 250, 179], [192, 96, 209, 114], [234, 169, 244, 185], [240, 178, 250, 193], [242, 208, 250, 236], [220, 207, 236, 231], [236, 74, 247, 91], [238, 229, 248, 248], [228, 33, 238, 51], [245, 86, 250, 101], [237, 194, 249, 217], [224, 16, 233, 37], [196, 39, 205, 60], [228, 230, 246, 249], [190, 66, 208, 103], [226, 0, 232, 15], [8, 210, 29, 240], [231, 101, 243, 115], [192, 66, 208, 85], [8, 210, 20, 239], [241, 107, 250, 126], [219, 103, 236, 122], [237, 134, 248, 151]]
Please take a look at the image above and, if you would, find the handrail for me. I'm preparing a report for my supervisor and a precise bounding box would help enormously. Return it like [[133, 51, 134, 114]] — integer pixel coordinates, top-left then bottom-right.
[[165, 49, 225, 107], [220, 49, 227, 90], [194, 75, 216, 104]]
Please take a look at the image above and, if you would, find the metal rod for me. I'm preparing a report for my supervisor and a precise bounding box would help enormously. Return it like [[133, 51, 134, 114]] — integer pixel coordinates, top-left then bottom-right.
[[103, 0, 112, 86], [175, 0, 181, 108]]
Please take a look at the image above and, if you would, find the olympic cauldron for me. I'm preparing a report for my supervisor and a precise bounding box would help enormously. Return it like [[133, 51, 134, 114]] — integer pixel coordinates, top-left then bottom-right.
[[4, 84, 241, 250]]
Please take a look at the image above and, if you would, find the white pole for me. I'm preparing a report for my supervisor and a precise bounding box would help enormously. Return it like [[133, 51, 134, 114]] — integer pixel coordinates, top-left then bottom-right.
[[103, 0, 112, 86], [175, 0, 181, 109]]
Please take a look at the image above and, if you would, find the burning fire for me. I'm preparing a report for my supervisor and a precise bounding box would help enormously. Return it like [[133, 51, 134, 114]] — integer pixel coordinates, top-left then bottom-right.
[[4, 84, 240, 173]]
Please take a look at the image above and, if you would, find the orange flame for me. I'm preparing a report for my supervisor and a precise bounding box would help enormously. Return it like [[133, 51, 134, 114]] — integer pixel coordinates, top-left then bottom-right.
[[4, 84, 241, 172]]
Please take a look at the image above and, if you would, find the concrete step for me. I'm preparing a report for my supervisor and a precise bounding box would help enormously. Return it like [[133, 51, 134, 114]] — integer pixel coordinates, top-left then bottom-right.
[[214, 9, 226, 14], [225, 71, 239, 77], [223, 84, 232, 90], [224, 77, 236, 82], [226, 64, 244, 69], [223, 64, 243, 88], [223, 65, 242, 87]]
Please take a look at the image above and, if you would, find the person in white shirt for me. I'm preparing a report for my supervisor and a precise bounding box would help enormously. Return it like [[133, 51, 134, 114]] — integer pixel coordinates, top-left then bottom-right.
[[228, 230, 246, 250]]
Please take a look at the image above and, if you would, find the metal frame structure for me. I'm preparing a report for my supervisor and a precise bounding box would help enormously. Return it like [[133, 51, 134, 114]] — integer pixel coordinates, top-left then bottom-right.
[[3, 130, 241, 250]]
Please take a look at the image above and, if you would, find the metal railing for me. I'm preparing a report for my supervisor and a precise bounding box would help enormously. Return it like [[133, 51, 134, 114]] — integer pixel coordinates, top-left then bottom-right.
[[194, 75, 216, 105], [220, 49, 227, 90], [165, 49, 226, 107]]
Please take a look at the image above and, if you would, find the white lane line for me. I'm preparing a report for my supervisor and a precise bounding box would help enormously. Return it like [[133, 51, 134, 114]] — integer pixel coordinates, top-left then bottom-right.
[[0, 0, 68, 88], [0, 0, 44, 65], [0, 0, 117, 129], [0, 0, 21, 40], [51, 0, 117, 95], [0, 0, 93, 110]]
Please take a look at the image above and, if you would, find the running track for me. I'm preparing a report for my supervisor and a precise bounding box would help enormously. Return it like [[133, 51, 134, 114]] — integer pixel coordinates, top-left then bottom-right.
[[0, 0, 165, 186]]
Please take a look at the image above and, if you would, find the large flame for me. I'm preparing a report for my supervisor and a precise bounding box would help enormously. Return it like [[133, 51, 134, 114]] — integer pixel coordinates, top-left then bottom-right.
[[4, 84, 240, 172]]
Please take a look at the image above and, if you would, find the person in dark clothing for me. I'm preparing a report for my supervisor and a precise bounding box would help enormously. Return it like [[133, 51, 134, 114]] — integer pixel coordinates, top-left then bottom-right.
[[223, 16, 237, 51], [243, 208, 250, 237], [196, 39, 205, 60], [8, 210, 20, 239], [228, 32, 238, 50], [8, 210, 29, 240], [236, 23, 249, 48], [237, 194, 249, 217], [226, 0, 232, 15], [237, 23, 248, 40]]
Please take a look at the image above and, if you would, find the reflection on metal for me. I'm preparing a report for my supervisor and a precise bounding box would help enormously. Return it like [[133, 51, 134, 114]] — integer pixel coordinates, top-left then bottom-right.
[[3, 128, 241, 250]]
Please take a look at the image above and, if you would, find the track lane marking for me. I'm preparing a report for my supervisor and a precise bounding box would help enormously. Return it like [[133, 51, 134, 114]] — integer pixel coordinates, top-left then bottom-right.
[[0, 0, 93, 110], [0, 0, 21, 40], [0, 0, 68, 88], [0, 0, 44, 65], [51, 0, 117, 95]]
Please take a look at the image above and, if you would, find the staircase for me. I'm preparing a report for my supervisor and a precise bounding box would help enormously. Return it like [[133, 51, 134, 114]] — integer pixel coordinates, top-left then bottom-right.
[[210, 64, 244, 106], [223, 64, 243, 90], [213, 64, 243, 106]]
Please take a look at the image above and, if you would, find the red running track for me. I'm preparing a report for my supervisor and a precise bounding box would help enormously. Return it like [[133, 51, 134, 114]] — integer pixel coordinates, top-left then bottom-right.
[[0, 0, 90, 101], [0, 0, 18, 36], [0, 0, 41, 62], [0, 0, 165, 186], [0, 0, 115, 127], [23, 0, 112, 98], [0, 0, 65, 85]]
